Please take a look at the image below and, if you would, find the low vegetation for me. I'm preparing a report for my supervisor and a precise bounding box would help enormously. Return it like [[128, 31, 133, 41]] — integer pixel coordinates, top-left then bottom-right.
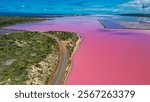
[[0, 31, 80, 85], [0, 16, 81, 85], [0, 31, 59, 84], [46, 31, 79, 58], [0, 16, 44, 28]]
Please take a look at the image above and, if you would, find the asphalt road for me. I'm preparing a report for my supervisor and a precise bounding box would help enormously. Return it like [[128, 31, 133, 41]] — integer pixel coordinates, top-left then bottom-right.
[[44, 33, 68, 85]]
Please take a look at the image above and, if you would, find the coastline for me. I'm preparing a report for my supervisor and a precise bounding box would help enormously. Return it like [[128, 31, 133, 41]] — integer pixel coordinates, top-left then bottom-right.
[[71, 34, 83, 59], [0, 30, 82, 85], [63, 34, 82, 84], [2, 15, 150, 84], [45, 31, 82, 85]]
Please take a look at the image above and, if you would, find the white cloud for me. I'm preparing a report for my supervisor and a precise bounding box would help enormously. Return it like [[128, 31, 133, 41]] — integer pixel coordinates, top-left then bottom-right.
[[100, 8, 120, 12], [120, 0, 150, 9], [119, 0, 150, 13]]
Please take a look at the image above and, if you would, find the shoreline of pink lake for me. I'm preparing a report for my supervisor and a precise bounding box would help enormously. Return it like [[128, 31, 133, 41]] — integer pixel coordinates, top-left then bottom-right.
[[6, 16, 150, 84]]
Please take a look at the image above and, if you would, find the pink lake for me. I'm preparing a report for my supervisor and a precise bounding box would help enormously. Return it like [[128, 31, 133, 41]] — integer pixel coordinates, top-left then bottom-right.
[[6, 16, 150, 84]]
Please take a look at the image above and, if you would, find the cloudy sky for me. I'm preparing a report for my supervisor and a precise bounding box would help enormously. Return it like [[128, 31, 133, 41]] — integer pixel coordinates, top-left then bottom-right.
[[0, 0, 149, 14]]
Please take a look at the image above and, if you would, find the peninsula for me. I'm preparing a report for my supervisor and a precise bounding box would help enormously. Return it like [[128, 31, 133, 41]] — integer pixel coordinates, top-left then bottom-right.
[[0, 16, 81, 85]]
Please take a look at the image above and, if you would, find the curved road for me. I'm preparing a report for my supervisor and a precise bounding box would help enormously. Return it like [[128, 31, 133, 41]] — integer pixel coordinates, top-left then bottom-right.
[[43, 33, 68, 85]]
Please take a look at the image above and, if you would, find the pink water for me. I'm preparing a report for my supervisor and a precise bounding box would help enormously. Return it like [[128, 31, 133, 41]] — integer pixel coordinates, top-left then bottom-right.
[[6, 16, 150, 84]]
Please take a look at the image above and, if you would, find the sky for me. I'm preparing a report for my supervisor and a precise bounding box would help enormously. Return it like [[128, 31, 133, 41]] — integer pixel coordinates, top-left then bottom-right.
[[0, 0, 149, 14]]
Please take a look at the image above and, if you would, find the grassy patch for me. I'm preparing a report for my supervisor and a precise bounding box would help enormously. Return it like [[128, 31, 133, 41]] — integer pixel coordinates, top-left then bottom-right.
[[46, 31, 79, 57], [0, 16, 44, 28], [0, 31, 59, 84]]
